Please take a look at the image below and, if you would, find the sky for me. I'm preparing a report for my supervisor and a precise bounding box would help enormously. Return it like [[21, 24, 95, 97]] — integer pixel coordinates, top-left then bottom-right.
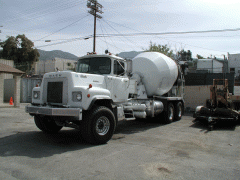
[[1, 0, 240, 59]]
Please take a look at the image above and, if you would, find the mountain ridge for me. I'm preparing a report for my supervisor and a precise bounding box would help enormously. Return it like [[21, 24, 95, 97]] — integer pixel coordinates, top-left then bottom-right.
[[38, 49, 79, 61]]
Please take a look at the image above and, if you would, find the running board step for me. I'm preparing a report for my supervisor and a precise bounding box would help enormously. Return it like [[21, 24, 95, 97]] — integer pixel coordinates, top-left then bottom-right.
[[125, 117, 136, 121]]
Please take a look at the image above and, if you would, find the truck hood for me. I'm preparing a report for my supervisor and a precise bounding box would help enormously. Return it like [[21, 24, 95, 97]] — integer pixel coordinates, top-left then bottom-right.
[[43, 71, 107, 88], [72, 72, 107, 88]]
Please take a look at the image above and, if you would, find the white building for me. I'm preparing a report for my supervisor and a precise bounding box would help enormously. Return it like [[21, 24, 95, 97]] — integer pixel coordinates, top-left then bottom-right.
[[34, 57, 77, 75], [197, 59, 223, 73], [228, 53, 240, 76]]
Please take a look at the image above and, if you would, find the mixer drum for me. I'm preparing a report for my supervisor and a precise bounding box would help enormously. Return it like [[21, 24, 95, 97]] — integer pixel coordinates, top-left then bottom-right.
[[132, 52, 178, 96]]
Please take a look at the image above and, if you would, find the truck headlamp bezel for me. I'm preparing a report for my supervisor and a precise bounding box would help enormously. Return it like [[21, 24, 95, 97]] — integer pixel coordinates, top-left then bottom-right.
[[72, 92, 82, 102]]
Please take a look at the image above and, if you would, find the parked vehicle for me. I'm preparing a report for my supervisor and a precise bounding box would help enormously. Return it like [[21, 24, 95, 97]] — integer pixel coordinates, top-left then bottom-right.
[[194, 79, 240, 130], [26, 51, 185, 144]]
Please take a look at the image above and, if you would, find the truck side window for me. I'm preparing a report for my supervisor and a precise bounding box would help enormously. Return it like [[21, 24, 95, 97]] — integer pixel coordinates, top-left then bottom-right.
[[114, 60, 125, 76]]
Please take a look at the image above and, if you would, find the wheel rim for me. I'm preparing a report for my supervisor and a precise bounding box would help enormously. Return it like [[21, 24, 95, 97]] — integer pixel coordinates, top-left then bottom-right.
[[178, 104, 182, 118], [169, 106, 174, 121], [96, 116, 110, 136]]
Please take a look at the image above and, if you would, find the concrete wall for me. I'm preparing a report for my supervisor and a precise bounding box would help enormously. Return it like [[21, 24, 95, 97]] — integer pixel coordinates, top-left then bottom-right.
[[185, 73, 234, 94], [4, 79, 14, 102], [3, 81, 217, 110], [3, 77, 21, 106], [184, 85, 228, 111], [0, 73, 4, 104], [213, 60, 223, 73], [36, 60, 55, 74], [21, 78, 42, 103], [56, 59, 75, 71], [4, 78, 42, 103], [184, 86, 211, 111], [35, 58, 76, 75], [197, 59, 223, 73], [2, 78, 232, 111]]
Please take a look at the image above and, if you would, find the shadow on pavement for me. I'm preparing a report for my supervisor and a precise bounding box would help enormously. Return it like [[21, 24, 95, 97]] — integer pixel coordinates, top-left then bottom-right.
[[0, 119, 168, 158], [190, 119, 239, 132], [115, 118, 168, 134], [0, 129, 93, 158]]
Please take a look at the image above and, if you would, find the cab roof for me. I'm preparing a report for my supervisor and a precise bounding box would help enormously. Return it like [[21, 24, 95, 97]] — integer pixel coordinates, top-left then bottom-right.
[[78, 53, 125, 61]]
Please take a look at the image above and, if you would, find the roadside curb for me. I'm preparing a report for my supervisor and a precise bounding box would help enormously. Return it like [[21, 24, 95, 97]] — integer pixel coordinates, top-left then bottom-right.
[[0, 103, 30, 108]]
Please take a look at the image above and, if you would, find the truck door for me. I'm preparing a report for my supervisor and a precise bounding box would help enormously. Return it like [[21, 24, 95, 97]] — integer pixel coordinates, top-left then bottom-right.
[[106, 60, 129, 102]]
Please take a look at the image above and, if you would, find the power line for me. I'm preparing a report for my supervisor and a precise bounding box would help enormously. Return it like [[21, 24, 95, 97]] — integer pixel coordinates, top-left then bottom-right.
[[98, 20, 121, 52], [99, 21, 109, 50], [32, 27, 240, 52], [93, 25, 240, 53], [16, 13, 89, 33], [101, 19, 144, 51], [95, 28, 240, 37], [102, 18, 173, 49], [98, 38, 125, 52], [35, 35, 92, 48], [3, 0, 86, 24], [93, 19, 240, 53], [2, 1, 88, 36], [34, 14, 90, 42], [151, 34, 240, 39]]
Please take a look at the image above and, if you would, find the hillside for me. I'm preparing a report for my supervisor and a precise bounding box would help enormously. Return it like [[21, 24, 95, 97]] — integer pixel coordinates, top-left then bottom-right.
[[38, 49, 78, 61]]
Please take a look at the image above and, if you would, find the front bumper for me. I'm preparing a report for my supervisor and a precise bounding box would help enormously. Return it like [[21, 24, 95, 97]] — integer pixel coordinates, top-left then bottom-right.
[[25, 104, 82, 120]]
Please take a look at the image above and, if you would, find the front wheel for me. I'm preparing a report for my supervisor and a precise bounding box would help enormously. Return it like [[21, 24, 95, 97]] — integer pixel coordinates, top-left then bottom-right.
[[81, 106, 116, 145], [34, 115, 63, 133]]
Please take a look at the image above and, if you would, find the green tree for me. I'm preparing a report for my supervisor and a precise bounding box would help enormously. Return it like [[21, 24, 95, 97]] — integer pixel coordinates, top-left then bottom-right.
[[177, 49, 193, 61], [0, 34, 39, 72], [145, 41, 174, 58], [1, 36, 18, 61], [196, 54, 204, 59]]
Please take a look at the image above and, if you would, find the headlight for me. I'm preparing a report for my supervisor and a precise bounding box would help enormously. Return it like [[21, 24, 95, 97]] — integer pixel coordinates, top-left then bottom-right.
[[76, 93, 82, 101], [33, 91, 40, 99], [72, 92, 82, 102]]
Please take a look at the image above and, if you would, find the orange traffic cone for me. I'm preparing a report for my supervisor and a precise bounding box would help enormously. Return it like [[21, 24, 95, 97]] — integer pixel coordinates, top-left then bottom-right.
[[9, 97, 13, 105]]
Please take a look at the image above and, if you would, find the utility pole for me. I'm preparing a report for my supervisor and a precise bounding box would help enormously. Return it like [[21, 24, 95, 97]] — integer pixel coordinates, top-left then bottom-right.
[[0, 26, 3, 42], [87, 0, 103, 53]]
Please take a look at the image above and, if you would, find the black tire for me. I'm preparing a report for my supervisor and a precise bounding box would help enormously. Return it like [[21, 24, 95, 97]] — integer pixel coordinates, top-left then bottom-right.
[[163, 103, 175, 124], [174, 102, 183, 121], [208, 125, 213, 131], [81, 106, 116, 145], [206, 99, 211, 108], [34, 115, 63, 133]]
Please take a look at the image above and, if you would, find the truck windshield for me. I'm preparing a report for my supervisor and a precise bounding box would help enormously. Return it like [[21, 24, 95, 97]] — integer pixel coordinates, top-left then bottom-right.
[[76, 57, 111, 74]]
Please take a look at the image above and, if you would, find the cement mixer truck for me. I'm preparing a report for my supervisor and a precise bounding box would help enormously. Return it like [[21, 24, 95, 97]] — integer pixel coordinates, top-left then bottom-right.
[[26, 52, 185, 144]]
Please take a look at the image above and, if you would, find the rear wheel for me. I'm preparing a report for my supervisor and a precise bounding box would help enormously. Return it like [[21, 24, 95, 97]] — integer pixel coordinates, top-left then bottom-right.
[[34, 115, 63, 133], [81, 106, 116, 145], [163, 103, 175, 124], [174, 102, 183, 121]]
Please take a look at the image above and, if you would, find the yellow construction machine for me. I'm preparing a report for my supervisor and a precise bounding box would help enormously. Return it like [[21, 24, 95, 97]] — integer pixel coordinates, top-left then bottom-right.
[[194, 79, 240, 130]]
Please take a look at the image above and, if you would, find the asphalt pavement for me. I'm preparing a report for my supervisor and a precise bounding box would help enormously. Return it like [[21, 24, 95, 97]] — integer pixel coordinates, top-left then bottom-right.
[[0, 104, 239, 180]]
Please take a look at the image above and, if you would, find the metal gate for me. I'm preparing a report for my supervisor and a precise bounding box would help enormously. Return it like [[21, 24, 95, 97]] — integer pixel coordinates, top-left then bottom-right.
[[21, 78, 42, 103]]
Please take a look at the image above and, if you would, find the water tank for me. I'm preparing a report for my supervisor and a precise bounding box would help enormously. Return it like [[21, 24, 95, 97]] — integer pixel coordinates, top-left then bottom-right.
[[132, 52, 178, 96]]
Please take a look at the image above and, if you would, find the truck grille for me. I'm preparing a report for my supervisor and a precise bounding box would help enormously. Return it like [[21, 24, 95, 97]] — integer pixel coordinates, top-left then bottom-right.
[[47, 82, 63, 104]]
